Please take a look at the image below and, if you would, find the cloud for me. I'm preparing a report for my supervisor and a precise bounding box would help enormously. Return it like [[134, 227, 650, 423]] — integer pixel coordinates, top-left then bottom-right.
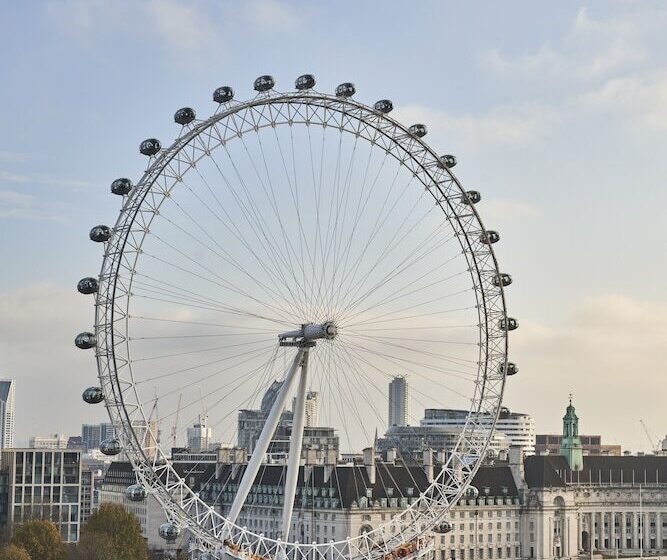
[[0, 170, 91, 189], [579, 72, 667, 131], [44, 0, 222, 64], [0, 284, 97, 443], [144, 0, 219, 54], [243, 0, 303, 32], [0, 152, 29, 163], [510, 294, 667, 450], [393, 103, 560, 149]]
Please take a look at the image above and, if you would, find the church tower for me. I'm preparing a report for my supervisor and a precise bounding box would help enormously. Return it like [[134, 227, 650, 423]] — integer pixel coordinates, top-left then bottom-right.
[[559, 395, 583, 471]]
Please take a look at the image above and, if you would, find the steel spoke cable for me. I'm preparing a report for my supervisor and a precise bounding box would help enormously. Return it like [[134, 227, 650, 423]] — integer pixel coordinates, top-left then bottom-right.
[[214, 126, 309, 319], [342, 340, 475, 400], [337, 228, 460, 322], [130, 276, 294, 326], [201, 131, 303, 311], [165, 169, 301, 315], [133, 341, 276, 385], [249, 121, 311, 312], [341, 265, 467, 324], [138, 248, 295, 325], [332, 182, 429, 317], [341, 336, 477, 379]]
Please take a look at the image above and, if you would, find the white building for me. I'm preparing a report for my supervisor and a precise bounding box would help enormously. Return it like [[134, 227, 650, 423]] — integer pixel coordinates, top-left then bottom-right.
[[0, 380, 15, 449], [292, 391, 320, 428], [388, 376, 409, 428], [421, 408, 535, 456], [187, 415, 213, 452], [29, 433, 69, 449]]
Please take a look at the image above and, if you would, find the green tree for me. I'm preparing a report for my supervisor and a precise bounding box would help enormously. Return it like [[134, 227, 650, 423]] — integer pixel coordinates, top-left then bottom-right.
[[11, 520, 66, 560], [78, 504, 148, 560], [0, 544, 31, 560]]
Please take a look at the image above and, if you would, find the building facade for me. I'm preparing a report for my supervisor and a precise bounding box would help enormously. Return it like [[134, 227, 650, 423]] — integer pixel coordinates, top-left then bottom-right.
[[535, 435, 621, 457], [29, 434, 69, 450], [0, 449, 82, 542], [0, 380, 15, 450]]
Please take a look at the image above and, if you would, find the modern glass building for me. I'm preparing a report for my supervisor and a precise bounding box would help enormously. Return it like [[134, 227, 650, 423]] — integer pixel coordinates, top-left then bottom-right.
[[1, 449, 82, 542]]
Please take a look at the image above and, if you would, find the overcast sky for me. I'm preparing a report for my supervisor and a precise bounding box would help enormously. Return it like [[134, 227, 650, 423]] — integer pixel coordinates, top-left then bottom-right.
[[1, 1, 666, 451]]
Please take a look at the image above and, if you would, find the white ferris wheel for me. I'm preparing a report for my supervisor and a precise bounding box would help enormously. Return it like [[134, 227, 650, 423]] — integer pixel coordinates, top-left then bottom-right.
[[76, 73, 517, 560]]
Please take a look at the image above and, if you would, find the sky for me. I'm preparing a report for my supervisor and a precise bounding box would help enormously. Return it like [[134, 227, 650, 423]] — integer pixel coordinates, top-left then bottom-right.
[[0, 0, 666, 451]]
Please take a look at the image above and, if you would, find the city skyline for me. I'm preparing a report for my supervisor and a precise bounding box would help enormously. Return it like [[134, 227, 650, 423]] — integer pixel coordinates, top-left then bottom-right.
[[1, 1, 666, 453]]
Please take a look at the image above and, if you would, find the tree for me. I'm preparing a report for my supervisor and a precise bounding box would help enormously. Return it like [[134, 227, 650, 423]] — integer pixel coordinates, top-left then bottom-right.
[[70, 530, 115, 560], [0, 544, 31, 560], [11, 520, 66, 560], [78, 504, 148, 560]]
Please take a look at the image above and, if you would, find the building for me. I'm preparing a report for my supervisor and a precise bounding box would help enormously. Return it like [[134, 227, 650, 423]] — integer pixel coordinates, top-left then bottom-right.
[[0, 449, 82, 542], [388, 376, 409, 428], [558, 399, 583, 471], [81, 422, 114, 451], [29, 433, 68, 450], [0, 380, 15, 450], [378, 425, 510, 464], [379, 407, 535, 462], [99, 461, 194, 554], [535, 435, 621, 456], [195, 446, 523, 560], [187, 415, 213, 452], [421, 409, 535, 456]]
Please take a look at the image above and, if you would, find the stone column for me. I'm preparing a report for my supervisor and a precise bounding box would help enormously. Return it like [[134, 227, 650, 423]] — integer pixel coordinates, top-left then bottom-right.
[[633, 511, 639, 552]]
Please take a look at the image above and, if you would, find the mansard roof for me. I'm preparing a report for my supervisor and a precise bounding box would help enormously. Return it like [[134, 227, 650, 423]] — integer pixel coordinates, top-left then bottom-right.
[[524, 454, 667, 488]]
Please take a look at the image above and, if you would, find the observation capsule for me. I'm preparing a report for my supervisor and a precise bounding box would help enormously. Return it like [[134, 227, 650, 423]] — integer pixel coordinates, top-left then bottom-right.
[[111, 178, 132, 196], [335, 82, 355, 98], [479, 231, 500, 245], [438, 154, 457, 169], [99, 438, 122, 456], [139, 138, 161, 156], [408, 124, 427, 138], [434, 521, 453, 534], [82, 386, 104, 404], [77, 277, 98, 295], [174, 107, 196, 125], [254, 75, 275, 92], [492, 273, 513, 288], [500, 362, 519, 376], [159, 523, 181, 542], [295, 74, 315, 90], [499, 317, 519, 331], [466, 486, 479, 498], [126, 484, 147, 502], [374, 99, 393, 114], [75, 332, 96, 350], [462, 191, 481, 205], [89, 225, 111, 243], [213, 86, 234, 103]]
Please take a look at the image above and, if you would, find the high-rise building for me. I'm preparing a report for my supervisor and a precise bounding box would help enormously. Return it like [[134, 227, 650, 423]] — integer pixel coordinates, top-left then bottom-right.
[[388, 376, 409, 428], [0, 380, 15, 449], [293, 391, 320, 427], [29, 434, 68, 450], [81, 422, 115, 451], [187, 415, 212, 452]]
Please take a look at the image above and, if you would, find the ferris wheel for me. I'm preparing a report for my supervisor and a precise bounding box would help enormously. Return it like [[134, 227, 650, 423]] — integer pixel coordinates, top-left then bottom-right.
[[76, 74, 517, 560]]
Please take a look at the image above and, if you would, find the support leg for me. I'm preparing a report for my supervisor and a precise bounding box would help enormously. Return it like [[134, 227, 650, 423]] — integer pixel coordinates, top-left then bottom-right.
[[228, 347, 305, 524], [282, 349, 310, 539]]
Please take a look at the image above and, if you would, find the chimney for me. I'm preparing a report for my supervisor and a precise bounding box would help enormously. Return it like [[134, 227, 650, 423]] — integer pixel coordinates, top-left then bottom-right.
[[363, 446, 376, 485], [423, 449, 434, 482], [509, 445, 525, 489], [386, 447, 397, 464]]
